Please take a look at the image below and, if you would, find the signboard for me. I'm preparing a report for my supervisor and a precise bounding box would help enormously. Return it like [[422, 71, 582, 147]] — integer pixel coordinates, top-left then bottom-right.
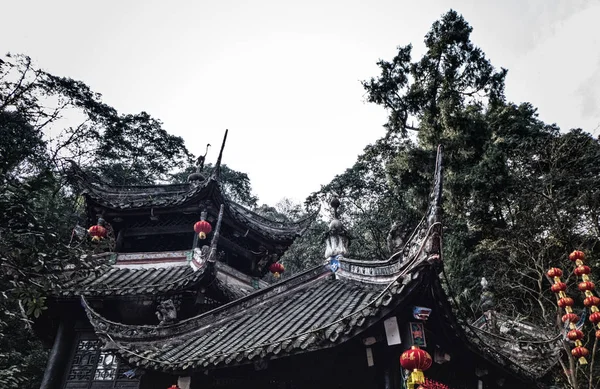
[[384, 317, 402, 345], [409, 322, 426, 347]]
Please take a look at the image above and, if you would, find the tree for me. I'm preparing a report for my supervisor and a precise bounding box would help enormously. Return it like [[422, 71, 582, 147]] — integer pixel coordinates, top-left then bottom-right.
[[0, 53, 196, 388], [314, 10, 600, 387], [1, 53, 192, 185], [171, 163, 259, 208], [255, 198, 328, 277]]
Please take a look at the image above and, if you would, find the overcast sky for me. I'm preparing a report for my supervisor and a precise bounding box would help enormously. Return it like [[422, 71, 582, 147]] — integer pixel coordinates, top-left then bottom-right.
[[2, 0, 599, 205]]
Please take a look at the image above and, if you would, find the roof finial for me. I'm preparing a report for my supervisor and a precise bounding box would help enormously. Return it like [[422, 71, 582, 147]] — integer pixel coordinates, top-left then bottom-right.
[[331, 196, 340, 219], [324, 195, 349, 259], [213, 129, 229, 179], [480, 276, 495, 312]]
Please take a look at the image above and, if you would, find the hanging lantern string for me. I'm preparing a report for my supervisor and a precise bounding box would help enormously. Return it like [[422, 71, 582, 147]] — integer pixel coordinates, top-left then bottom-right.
[[571, 250, 600, 343], [547, 266, 588, 365]]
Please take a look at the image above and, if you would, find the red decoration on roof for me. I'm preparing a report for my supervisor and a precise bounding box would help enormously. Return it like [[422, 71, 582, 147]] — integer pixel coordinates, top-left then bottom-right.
[[548, 260, 588, 365], [400, 346, 432, 385], [550, 282, 566, 293], [269, 262, 285, 278], [569, 250, 585, 262], [585, 296, 600, 307], [557, 297, 574, 308], [578, 281, 595, 292], [88, 224, 107, 242], [574, 265, 591, 276], [562, 313, 579, 323], [194, 220, 212, 240], [567, 329, 584, 341], [572, 346, 589, 359], [547, 267, 563, 278]]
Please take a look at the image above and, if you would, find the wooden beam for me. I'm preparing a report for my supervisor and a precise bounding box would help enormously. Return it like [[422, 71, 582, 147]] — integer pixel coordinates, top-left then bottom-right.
[[215, 236, 256, 262], [123, 225, 191, 237]]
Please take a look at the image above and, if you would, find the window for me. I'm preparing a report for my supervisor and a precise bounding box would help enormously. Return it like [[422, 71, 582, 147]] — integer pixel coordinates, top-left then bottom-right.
[[64, 334, 139, 389]]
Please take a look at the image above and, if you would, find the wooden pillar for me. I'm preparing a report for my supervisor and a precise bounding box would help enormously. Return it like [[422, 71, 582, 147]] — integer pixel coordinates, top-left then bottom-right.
[[40, 319, 74, 389], [115, 229, 124, 252]]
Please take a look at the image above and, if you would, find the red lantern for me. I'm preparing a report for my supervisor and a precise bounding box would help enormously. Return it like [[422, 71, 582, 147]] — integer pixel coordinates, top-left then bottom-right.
[[563, 313, 580, 323], [551, 282, 567, 293], [569, 250, 585, 262], [558, 297, 574, 308], [167, 386, 179, 389], [575, 265, 591, 276], [572, 346, 589, 358], [590, 312, 600, 323], [193, 220, 212, 240], [578, 281, 595, 292], [547, 268, 563, 278], [584, 296, 600, 307], [400, 346, 432, 371], [269, 262, 285, 278], [88, 224, 107, 242], [400, 346, 432, 385], [596, 330, 600, 340], [567, 329, 584, 341]]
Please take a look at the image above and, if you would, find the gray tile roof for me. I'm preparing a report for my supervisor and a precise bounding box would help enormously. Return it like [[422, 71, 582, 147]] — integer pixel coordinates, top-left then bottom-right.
[[429, 275, 559, 381], [54, 260, 255, 300], [79, 178, 316, 242], [82, 180, 211, 209], [56, 264, 209, 297], [83, 264, 427, 372]]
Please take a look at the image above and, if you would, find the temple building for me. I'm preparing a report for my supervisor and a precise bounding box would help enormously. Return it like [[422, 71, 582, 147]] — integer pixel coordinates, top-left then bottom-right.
[[37, 140, 556, 389]]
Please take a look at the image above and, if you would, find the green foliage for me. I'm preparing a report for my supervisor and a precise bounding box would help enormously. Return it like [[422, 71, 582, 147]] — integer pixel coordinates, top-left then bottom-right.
[[0, 110, 46, 178], [0, 174, 85, 389], [311, 9, 600, 386], [0, 53, 197, 388], [94, 111, 192, 185], [1, 53, 193, 185], [256, 198, 328, 276]]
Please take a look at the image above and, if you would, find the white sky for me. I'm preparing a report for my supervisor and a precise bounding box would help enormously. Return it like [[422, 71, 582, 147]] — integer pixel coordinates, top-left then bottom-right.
[[2, 0, 599, 205]]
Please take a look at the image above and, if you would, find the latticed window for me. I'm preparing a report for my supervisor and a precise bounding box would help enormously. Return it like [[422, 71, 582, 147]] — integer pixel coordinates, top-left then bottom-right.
[[63, 333, 139, 389]]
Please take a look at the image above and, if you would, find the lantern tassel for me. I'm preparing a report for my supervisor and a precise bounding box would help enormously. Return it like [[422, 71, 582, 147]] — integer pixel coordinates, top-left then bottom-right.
[[410, 370, 425, 385], [579, 357, 588, 365]]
